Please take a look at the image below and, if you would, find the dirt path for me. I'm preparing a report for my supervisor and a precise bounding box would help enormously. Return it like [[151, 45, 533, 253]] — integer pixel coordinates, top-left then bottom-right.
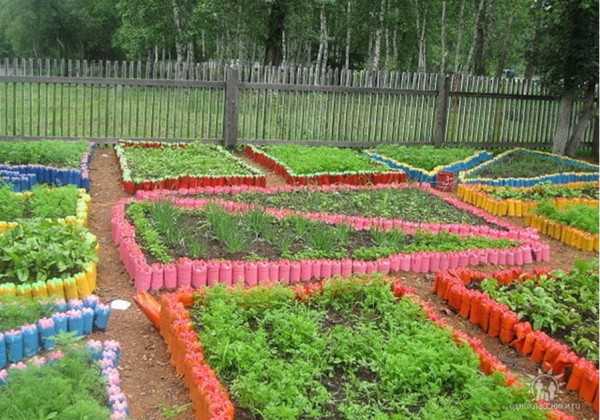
[[88, 149, 595, 419], [88, 147, 190, 420]]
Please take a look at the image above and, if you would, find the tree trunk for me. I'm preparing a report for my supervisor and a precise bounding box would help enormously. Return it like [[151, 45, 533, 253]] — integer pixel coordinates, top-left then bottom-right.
[[566, 88, 596, 156], [372, 0, 384, 70], [171, 0, 186, 71], [414, 1, 427, 72], [472, 0, 487, 75], [440, 1, 447, 73], [494, 11, 514, 78], [345, 0, 352, 69], [552, 95, 575, 155], [591, 115, 599, 162], [465, 0, 486, 73], [264, 0, 285, 65], [453, 0, 465, 72]]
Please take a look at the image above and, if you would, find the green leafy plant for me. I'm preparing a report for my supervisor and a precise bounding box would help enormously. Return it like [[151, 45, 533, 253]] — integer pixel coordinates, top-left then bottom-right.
[[488, 183, 598, 201], [0, 345, 110, 419], [0, 220, 97, 284], [196, 187, 491, 225], [480, 260, 599, 362], [467, 149, 596, 179], [129, 202, 516, 263], [374, 145, 477, 171], [0, 140, 88, 168], [191, 278, 546, 419], [0, 296, 55, 331], [0, 185, 80, 222], [259, 145, 388, 175], [535, 200, 599, 234]]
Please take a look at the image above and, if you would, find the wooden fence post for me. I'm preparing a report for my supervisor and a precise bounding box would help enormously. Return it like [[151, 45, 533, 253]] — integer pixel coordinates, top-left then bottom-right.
[[434, 73, 450, 146], [224, 67, 239, 148]]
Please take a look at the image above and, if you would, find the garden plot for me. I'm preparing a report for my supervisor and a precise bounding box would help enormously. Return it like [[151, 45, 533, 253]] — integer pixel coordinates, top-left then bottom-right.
[[435, 263, 599, 410], [0, 140, 93, 190], [113, 198, 549, 291], [152, 277, 566, 419], [115, 141, 265, 193], [0, 340, 127, 419], [527, 199, 598, 251], [244, 144, 405, 185], [0, 185, 90, 232], [460, 148, 599, 186], [0, 220, 98, 300], [457, 182, 598, 217], [366, 145, 492, 183]]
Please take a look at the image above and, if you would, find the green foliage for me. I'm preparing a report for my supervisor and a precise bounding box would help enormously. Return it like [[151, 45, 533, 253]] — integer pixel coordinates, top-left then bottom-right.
[[0, 296, 54, 331], [0, 347, 110, 419], [488, 183, 598, 201], [260, 145, 387, 175], [374, 145, 477, 171], [120, 144, 256, 182], [191, 278, 546, 419], [535, 200, 599, 234], [467, 149, 596, 179], [0, 186, 25, 221], [0, 140, 88, 168], [0, 220, 97, 284], [480, 260, 599, 361], [0, 185, 81, 222], [197, 187, 488, 225], [130, 201, 515, 262]]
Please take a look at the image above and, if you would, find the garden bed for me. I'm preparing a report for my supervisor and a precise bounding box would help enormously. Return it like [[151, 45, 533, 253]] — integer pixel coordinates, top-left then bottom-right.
[[112, 198, 549, 292], [526, 200, 598, 252], [0, 340, 127, 419], [0, 185, 90, 233], [460, 148, 598, 187], [244, 144, 405, 185], [149, 276, 572, 419], [0, 294, 111, 366], [457, 182, 599, 218], [115, 141, 265, 193], [434, 264, 599, 411], [0, 140, 94, 190], [136, 183, 541, 240], [366, 145, 493, 183], [0, 220, 98, 300]]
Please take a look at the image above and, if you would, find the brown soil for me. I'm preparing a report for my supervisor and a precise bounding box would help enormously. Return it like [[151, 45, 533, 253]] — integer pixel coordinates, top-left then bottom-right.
[[88, 146, 191, 420], [88, 144, 596, 420], [234, 150, 287, 187]]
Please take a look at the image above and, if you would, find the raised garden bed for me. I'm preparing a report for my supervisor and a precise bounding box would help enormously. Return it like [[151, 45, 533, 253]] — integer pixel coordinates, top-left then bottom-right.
[[0, 140, 93, 190], [0, 220, 98, 300], [366, 145, 493, 183], [434, 264, 599, 411], [457, 182, 599, 218], [0, 340, 127, 419], [145, 276, 571, 419], [244, 144, 405, 185], [526, 200, 598, 252], [0, 185, 90, 233], [136, 183, 540, 240], [113, 198, 549, 292], [0, 294, 111, 366], [116, 141, 265, 193], [460, 148, 599, 187]]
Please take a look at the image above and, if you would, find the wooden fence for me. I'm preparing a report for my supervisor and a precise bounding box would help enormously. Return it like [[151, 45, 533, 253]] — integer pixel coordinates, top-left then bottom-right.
[[0, 69, 595, 151]]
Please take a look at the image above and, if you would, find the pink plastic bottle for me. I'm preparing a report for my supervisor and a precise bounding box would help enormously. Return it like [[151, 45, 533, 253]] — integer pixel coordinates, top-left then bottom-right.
[[279, 261, 291, 284], [244, 262, 258, 287], [399, 254, 411, 272], [290, 261, 301, 283], [176, 258, 192, 289], [231, 261, 244, 286], [410, 254, 423, 272], [429, 253, 440, 272], [321, 260, 333, 279], [311, 260, 322, 279], [192, 262, 207, 288], [207, 262, 219, 286], [164, 264, 177, 289], [377, 259, 390, 274], [330, 260, 342, 277], [352, 260, 367, 275], [300, 261, 313, 282], [220, 262, 233, 286], [134, 262, 152, 291], [268, 262, 280, 284], [340, 259, 353, 278], [438, 254, 449, 271], [488, 249, 499, 265], [257, 262, 270, 284], [506, 251, 515, 266]]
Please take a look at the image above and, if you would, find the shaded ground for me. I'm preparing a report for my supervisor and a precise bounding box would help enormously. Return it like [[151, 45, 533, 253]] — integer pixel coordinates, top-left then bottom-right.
[[90, 147, 596, 419]]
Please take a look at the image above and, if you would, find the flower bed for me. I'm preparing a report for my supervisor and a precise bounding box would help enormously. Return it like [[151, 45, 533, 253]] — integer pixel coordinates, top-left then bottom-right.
[[116, 141, 265, 193], [0, 295, 111, 367], [0, 220, 98, 300], [0, 339, 127, 419], [460, 148, 599, 187], [457, 182, 599, 218], [244, 144, 406, 185], [0, 185, 90, 233], [0, 140, 94, 190], [147, 276, 573, 419], [434, 264, 599, 411], [113, 197, 549, 292], [136, 183, 540, 241], [526, 201, 599, 252], [366, 145, 493, 183]]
